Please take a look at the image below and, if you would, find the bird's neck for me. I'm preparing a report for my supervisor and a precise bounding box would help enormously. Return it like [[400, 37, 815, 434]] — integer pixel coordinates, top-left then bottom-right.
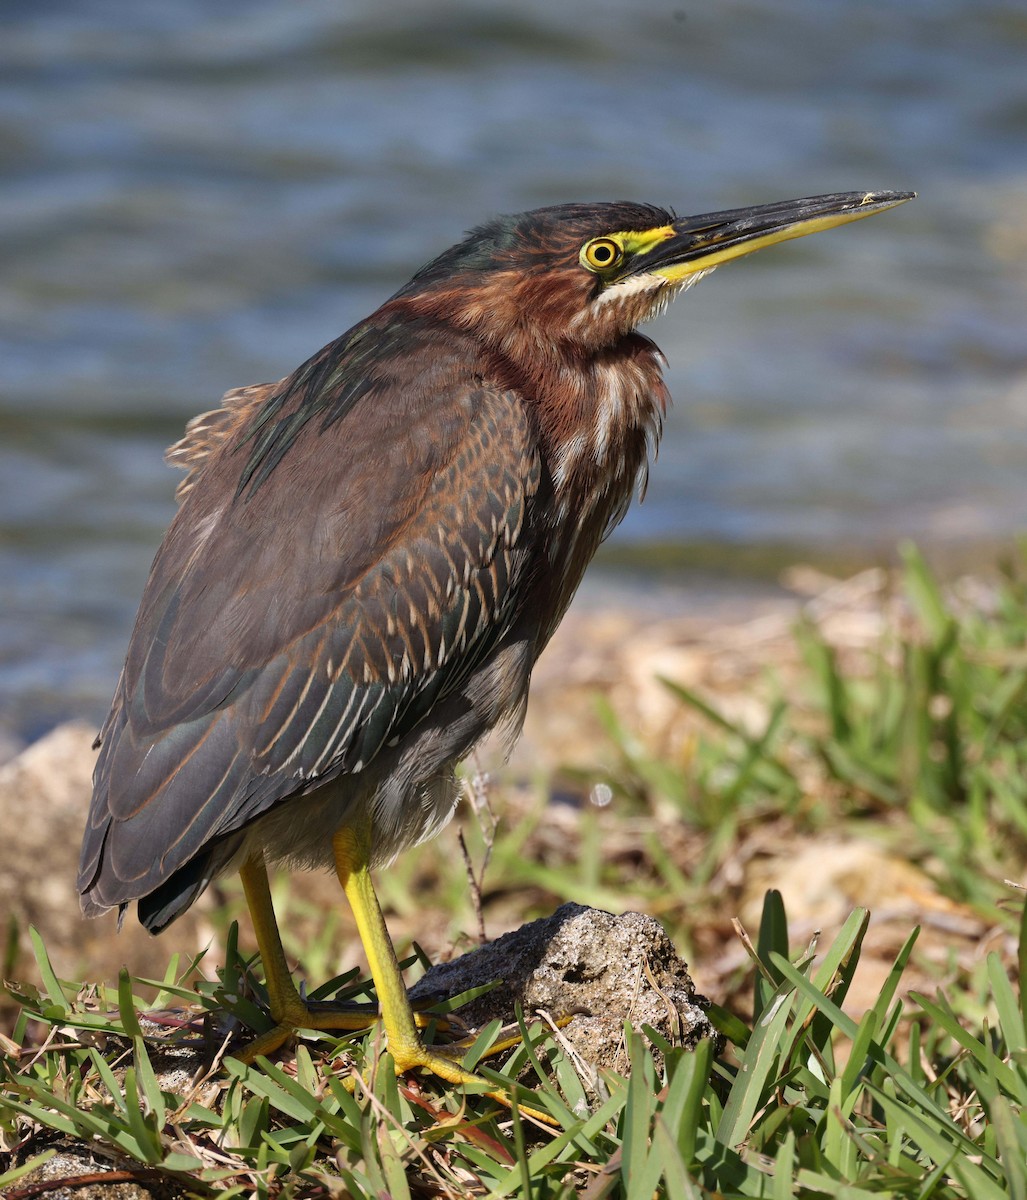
[[392, 294, 669, 508], [388, 291, 669, 648], [494, 333, 668, 513], [496, 334, 670, 641]]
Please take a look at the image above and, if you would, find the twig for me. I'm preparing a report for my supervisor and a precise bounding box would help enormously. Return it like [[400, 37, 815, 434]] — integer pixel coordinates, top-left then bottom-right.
[[457, 830, 486, 946], [459, 761, 498, 944], [5, 1169, 163, 1199]]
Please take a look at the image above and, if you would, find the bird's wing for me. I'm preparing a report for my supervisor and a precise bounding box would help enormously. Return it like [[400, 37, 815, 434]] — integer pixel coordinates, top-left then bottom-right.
[[165, 381, 284, 503], [80, 327, 542, 910]]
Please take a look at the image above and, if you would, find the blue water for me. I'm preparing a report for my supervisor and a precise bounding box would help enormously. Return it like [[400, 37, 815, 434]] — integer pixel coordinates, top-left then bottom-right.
[[1, 0, 1026, 741]]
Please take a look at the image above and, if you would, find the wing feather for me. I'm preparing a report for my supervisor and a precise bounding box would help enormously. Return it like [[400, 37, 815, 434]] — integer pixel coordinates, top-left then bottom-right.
[[80, 323, 541, 914], [165, 381, 282, 502]]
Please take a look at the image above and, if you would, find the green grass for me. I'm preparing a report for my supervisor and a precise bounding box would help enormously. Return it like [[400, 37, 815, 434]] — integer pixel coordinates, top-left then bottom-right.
[[4, 896, 1026, 1197], [3, 543, 1027, 1197]]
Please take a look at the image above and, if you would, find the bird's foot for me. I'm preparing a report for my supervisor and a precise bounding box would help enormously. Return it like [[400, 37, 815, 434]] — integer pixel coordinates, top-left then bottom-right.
[[232, 1006, 367, 1065], [389, 1036, 557, 1126], [234, 1014, 556, 1124], [233, 1005, 562, 1125]]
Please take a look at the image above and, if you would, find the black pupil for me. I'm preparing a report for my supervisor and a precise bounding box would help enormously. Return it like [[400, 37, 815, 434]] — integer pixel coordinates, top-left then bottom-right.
[[594, 243, 613, 262]]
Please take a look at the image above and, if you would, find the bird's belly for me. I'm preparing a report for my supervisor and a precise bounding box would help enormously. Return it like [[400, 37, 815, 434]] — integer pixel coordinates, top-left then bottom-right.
[[239, 763, 462, 874], [239, 633, 534, 874], [238, 773, 375, 872]]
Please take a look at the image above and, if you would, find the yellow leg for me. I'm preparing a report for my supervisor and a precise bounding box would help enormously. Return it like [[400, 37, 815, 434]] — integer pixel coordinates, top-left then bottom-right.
[[235, 854, 380, 1063], [332, 823, 467, 1077], [332, 822, 554, 1122]]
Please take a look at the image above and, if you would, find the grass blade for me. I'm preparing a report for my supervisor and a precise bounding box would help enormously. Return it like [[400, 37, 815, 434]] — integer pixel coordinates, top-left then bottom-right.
[[716, 979, 795, 1146]]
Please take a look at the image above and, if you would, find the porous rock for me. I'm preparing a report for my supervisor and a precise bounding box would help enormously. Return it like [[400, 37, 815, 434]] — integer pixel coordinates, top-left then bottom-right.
[[411, 901, 716, 1072]]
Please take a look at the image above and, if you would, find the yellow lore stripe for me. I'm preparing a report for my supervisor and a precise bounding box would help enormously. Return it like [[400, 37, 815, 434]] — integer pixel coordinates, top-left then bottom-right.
[[617, 225, 677, 255]]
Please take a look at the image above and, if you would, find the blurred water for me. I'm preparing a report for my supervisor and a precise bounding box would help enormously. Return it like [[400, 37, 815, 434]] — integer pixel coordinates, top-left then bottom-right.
[[1, 0, 1026, 740]]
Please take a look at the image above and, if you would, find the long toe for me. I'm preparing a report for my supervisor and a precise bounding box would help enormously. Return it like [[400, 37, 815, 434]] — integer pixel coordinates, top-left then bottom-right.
[[233, 1003, 381, 1064], [390, 1039, 557, 1126]]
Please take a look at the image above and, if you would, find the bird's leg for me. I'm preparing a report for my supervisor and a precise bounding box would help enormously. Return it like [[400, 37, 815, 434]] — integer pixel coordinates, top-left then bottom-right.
[[234, 854, 382, 1063], [332, 822, 554, 1121], [331, 823, 461, 1075], [233, 854, 461, 1063], [239, 855, 308, 1022]]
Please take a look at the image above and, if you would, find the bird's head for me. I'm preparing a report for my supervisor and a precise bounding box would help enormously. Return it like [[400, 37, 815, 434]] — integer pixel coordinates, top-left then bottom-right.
[[397, 191, 914, 358]]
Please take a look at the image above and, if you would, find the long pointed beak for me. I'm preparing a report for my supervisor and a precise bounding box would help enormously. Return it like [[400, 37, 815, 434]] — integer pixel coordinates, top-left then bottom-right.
[[631, 190, 916, 281]]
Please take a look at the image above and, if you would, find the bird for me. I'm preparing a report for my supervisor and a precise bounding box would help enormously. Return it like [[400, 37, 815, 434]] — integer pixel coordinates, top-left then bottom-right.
[[78, 189, 914, 1102]]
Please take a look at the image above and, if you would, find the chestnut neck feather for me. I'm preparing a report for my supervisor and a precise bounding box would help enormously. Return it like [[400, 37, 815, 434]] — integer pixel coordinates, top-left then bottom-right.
[[399, 281, 669, 507]]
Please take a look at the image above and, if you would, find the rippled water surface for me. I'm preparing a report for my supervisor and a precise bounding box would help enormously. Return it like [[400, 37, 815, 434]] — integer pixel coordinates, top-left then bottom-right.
[[2, 0, 1026, 739]]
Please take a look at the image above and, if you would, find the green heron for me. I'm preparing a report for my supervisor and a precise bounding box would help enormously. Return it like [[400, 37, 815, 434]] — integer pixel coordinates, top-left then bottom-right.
[[79, 190, 913, 1099]]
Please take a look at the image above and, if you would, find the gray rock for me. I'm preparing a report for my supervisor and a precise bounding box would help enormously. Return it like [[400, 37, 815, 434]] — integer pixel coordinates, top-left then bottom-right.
[[411, 902, 716, 1073]]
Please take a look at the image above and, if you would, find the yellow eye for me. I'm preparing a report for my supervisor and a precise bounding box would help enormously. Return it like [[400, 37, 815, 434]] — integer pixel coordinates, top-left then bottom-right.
[[581, 237, 624, 272]]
